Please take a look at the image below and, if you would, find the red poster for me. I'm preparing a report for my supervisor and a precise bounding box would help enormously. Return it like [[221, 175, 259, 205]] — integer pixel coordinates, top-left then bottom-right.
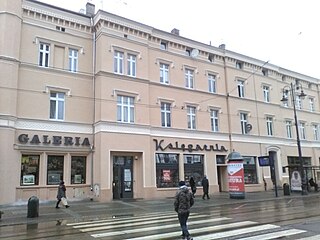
[[228, 160, 245, 198], [163, 170, 171, 182]]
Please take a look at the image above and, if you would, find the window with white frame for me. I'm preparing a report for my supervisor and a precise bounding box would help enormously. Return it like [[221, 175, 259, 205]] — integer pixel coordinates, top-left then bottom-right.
[[68, 48, 78, 72], [187, 106, 196, 129], [309, 98, 315, 112], [50, 92, 65, 120], [282, 91, 289, 107], [266, 116, 273, 136], [210, 109, 219, 132], [296, 96, 302, 110], [185, 68, 194, 89], [286, 120, 292, 139], [313, 124, 319, 141], [208, 74, 216, 93], [114, 50, 124, 74], [127, 54, 136, 77], [299, 122, 306, 140], [117, 95, 134, 123], [161, 102, 171, 127], [160, 63, 169, 84], [263, 85, 270, 102], [237, 80, 245, 98], [240, 112, 248, 134], [39, 42, 50, 67]]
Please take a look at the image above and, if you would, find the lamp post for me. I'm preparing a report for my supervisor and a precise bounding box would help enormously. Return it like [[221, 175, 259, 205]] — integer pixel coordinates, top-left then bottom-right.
[[281, 82, 307, 195]]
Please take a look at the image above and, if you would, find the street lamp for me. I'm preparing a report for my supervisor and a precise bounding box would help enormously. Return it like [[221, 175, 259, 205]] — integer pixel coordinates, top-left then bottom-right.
[[281, 82, 307, 195]]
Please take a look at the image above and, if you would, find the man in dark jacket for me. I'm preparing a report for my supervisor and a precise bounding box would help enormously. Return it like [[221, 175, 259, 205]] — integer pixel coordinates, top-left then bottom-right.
[[174, 181, 194, 240], [202, 175, 210, 200]]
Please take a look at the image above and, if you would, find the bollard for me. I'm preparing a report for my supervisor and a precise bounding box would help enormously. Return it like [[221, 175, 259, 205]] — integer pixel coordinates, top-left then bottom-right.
[[27, 196, 39, 218], [283, 183, 290, 196]]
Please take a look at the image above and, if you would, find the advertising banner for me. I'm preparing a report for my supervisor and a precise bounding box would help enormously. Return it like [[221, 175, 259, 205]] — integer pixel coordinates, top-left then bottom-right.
[[228, 160, 245, 199]]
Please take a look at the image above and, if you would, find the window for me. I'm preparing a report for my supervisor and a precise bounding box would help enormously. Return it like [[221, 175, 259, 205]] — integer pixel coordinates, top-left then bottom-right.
[[296, 96, 302, 110], [160, 41, 167, 50], [68, 49, 78, 72], [309, 98, 315, 112], [313, 124, 319, 141], [160, 63, 169, 84], [21, 155, 40, 185], [47, 155, 64, 185], [263, 85, 270, 102], [184, 154, 204, 187], [39, 42, 50, 67], [240, 112, 248, 134], [185, 68, 194, 89], [236, 61, 243, 69], [187, 106, 196, 129], [208, 74, 216, 93], [299, 122, 306, 140], [127, 54, 136, 77], [210, 109, 219, 132], [117, 95, 134, 123], [286, 120, 292, 139], [156, 153, 179, 188], [114, 51, 124, 74], [243, 156, 258, 184], [71, 156, 86, 184], [50, 92, 65, 120], [161, 102, 171, 127], [282, 91, 289, 107], [266, 116, 273, 136], [237, 80, 245, 98]]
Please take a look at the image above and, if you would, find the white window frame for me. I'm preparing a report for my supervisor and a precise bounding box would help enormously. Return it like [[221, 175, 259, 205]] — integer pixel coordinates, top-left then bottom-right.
[[263, 85, 270, 103], [50, 92, 65, 120], [309, 98, 315, 112], [240, 112, 248, 134], [39, 42, 50, 67], [286, 120, 292, 139], [238, 80, 245, 98], [313, 124, 319, 141], [208, 74, 216, 93], [210, 109, 219, 132], [127, 53, 136, 77], [299, 122, 306, 140], [160, 63, 169, 84], [68, 48, 78, 72], [296, 96, 302, 110], [266, 116, 273, 136], [117, 95, 135, 123], [282, 91, 289, 107], [187, 106, 196, 129], [114, 50, 124, 74], [185, 69, 194, 89], [161, 102, 171, 127]]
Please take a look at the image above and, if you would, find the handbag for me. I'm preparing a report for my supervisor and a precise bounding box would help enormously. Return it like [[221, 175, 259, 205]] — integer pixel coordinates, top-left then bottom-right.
[[61, 197, 68, 206]]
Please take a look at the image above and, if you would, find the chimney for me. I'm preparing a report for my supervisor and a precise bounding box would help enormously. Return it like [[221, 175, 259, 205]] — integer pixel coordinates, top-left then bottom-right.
[[171, 28, 180, 36], [219, 44, 226, 49], [86, 2, 95, 17]]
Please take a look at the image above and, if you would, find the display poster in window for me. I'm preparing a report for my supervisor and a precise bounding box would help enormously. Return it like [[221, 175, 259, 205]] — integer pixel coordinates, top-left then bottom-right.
[[48, 173, 61, 185], [227, 160, 245, 199], [23, 175, 35, 185], [74, 174, 82, 184], [124, 169, 131, 181], [163, 170, 171, 182], [290, 170, 302, 191]]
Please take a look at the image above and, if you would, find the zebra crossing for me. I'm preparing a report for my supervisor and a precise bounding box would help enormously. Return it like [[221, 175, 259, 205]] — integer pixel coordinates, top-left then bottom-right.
[[66, 211, 320, 239]]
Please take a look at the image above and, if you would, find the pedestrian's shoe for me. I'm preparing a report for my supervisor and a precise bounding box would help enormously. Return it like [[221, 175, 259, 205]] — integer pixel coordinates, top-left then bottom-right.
[[55, 206, 60, 209], [207, 197, 210, 199], [65, 205, 70, 208], [184, 236, 193, 240], [202, 197, 205, 200]]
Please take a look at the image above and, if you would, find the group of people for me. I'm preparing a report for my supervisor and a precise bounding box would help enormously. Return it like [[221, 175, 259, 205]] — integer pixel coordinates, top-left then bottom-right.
[[174, 175, 210, 240]]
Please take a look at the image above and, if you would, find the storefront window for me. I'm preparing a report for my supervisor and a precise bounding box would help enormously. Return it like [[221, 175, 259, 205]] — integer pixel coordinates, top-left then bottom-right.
[[71, 156, 86, 184], [184, 154, 204, 186], [47, 155, 64, 185], [243, 156, 258, 184], [21, 155, 40, 185], [156, 153, 179, 188]]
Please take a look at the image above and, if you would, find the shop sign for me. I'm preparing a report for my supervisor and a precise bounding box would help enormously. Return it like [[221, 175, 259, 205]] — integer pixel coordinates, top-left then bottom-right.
[[17, 134, 91, 146], [227, 160, 245, 198], [153, 139, 228, 152]]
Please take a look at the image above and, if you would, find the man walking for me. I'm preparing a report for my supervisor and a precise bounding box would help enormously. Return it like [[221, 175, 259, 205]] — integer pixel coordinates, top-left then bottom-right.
[[202, 175, 210, 200], [174, 181, 194, 240]]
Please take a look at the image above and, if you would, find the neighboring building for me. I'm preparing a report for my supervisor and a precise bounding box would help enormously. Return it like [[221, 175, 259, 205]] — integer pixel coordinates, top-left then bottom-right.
[[0, 0, 320, 205]]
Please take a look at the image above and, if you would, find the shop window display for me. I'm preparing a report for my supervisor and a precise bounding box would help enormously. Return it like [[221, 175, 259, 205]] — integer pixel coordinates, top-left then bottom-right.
[[47, 155, 64, 185], [156, 153, 179, 188], [71, 156, 86, 184], [184, 154, 204, 186], [21, 155, 40, 185], [243, 156, 258, 184]]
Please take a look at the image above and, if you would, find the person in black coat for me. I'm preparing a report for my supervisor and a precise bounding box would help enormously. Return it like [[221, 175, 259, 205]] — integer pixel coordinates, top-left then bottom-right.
[[201, 175, 210, 200], [189, 177, 196, 197]]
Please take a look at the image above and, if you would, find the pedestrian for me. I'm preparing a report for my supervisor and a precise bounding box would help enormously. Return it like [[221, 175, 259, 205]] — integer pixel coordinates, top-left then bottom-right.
[[189, 176, 196, 197], [174, 180, 194, 240], [56, 180, 70, 208], [202, 175, 210, 200]]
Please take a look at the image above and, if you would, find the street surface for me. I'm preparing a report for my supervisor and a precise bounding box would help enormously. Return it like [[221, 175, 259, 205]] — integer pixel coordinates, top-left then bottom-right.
[[1, 191, 320, 239]]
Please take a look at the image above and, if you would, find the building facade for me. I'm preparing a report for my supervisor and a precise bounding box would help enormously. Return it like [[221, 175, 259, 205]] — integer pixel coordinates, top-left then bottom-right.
[[1, 0, 320, 205]]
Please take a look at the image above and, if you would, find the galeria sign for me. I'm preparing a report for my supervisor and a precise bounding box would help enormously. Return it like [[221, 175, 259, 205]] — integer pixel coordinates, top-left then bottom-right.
[[18, 134, 91, 146]]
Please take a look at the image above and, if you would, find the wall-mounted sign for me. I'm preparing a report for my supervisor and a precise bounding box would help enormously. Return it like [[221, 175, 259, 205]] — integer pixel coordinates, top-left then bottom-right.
[[154, 139, 228, 153], [258, 156, 274, 166]]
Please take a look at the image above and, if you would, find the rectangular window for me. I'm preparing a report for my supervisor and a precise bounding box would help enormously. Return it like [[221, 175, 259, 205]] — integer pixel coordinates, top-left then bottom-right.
[[117, 95, 134, 123], [71, 156, 86, 184], [266, 116, 273, 136], [309, 98, 315, 112], [296, 96, 302, 110], [21, 155, 40, 185], [184, 154, 204, 187], [210, 109, 219, 132], [187, 106, 196, 129], [286, 120, 292, 139], [282, 91, 289, 107], [299, 122, 306, 140], [47, 155, 64, 185], [156, 153, 179, 188], [127, 54, 136, 77], [240, 112, 248, 134], [313, 124, 319, 141], [114, 51, 124, 74], [185, 69, 194, 89], [50, 92, 65, 120], [160, 63, 169, 84], [161, 102, 171, 127], [68, 48, 78, 72], [39, 42, 50, 67], [237, 80, 245, 98], [243, 156, 258, 184], [208, 74, 216, 93], [263, 85, 270, 102]]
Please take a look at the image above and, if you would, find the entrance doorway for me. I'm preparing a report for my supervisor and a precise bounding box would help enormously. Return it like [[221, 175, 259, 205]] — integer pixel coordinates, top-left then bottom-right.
[[113, 156, 133, 199]]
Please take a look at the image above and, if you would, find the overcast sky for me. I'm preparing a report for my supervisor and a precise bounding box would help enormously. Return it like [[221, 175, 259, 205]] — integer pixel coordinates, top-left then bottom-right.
[[38, 0, 320, 79]]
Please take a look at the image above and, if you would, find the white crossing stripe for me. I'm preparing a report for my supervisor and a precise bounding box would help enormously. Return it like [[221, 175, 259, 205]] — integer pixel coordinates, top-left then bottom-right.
[[297, 234, 320, 240], [239, 229, 307, 240], [112, 221, 257, 239]]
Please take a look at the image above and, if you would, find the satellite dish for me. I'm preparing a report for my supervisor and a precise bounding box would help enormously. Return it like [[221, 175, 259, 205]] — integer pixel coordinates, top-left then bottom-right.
[[191, 49, 199, 58]]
